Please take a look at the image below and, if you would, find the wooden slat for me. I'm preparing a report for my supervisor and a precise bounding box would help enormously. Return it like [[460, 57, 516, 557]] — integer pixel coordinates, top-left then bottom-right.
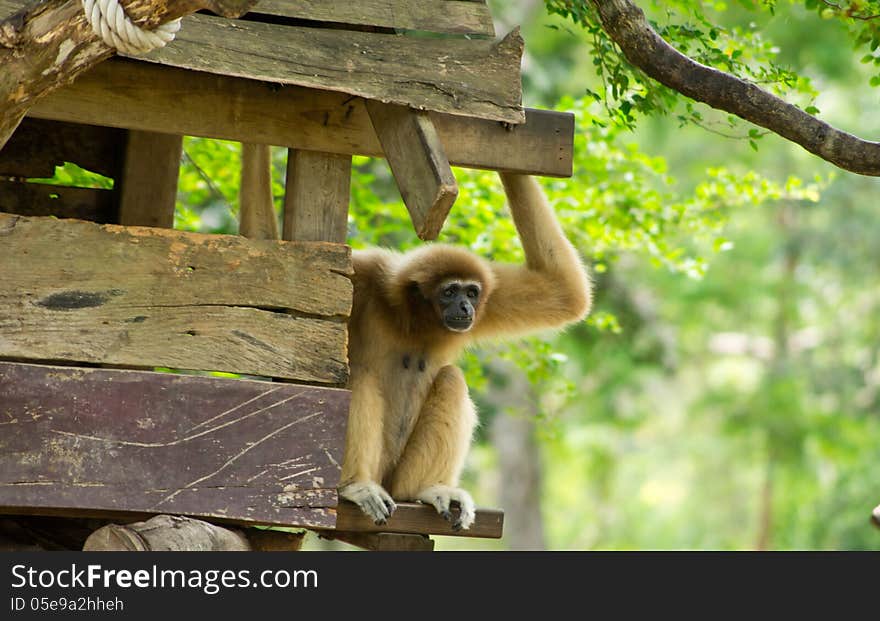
[[248, 0, 495, 37], [0, 117, 125, 179], [0, 362, 349, 529], [283, 150, 351, 243], [366, 100, 457, 240], [0, 213, 352, 383], [0, 180, 116, 223], [118, 130, 182, 228], [133, 13, 523, 123], [239, 143, 280, 239], [29, 59, 573, 177], [335, 501, 504, 538], [325, 531, 435, 551]]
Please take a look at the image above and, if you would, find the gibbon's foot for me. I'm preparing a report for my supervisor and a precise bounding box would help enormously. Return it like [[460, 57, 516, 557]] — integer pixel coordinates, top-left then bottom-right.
[[416, 485, 475, 531], [339, 481, 397, 525]]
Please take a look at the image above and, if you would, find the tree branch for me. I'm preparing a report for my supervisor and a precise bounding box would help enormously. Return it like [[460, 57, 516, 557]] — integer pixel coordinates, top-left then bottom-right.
[[0, 0, 258, 150], [591, 0, 880, 176]]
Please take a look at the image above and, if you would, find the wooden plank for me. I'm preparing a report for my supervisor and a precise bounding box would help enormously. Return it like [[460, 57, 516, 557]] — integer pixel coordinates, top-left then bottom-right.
[[247, 0, 495, 37], [239, 143, 280, 239], [133, 13, 523, 123], [366, 100, 457, 240], [0, 213, 352, 383], [118, 130, 183, 228], [283, 150, 351, 243], [0, 362, 349, 529], [335, 501, 504, 538], [323, 531, 435, 551], [0, 117, 125, 179], [29, 59, 573, 177], [0, 180, 116, 223]]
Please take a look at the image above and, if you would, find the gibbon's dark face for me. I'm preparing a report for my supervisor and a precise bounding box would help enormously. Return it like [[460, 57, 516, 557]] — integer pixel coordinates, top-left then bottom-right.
[[436, 279, 482, 332]]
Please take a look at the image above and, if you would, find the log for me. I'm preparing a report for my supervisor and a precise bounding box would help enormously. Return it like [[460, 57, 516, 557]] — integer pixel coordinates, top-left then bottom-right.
[[0, 361, 349, 528], [83, 515, 250, 551], [239, 143, 280, 240], [366, 100, 457, 240], [0, 0, 259, 150], [118, 130, 182, 228], [283, 150, 351, 243], [247, 0, 495, 37], [0, 213, 352, 383], [27, 59, 575, 177]]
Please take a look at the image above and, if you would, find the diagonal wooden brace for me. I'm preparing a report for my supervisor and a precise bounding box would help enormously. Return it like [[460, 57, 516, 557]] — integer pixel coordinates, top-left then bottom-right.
[[365, 99, 458, 241]]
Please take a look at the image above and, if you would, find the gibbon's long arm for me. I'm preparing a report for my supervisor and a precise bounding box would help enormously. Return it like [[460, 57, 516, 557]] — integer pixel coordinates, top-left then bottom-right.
[[473, 174, 591, 339]]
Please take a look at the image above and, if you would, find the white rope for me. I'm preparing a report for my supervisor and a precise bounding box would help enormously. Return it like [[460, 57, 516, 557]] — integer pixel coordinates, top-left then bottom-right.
[[81, 0, 182, 56]]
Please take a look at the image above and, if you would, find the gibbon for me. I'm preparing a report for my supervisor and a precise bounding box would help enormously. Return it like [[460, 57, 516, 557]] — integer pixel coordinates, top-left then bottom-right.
[[339, 173, 592, 530]]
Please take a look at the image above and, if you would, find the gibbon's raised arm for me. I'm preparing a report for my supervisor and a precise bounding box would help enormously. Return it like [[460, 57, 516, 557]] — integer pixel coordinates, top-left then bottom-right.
[[472, 173, 592, 340]]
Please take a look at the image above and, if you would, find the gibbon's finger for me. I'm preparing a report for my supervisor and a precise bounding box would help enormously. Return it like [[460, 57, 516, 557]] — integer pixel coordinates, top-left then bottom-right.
[[452, 492, 476, 531]]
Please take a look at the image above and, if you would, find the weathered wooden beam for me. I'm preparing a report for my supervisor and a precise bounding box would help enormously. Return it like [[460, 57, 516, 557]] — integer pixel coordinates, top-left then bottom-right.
[[83, 515, 251, 551], [0, 0, 259, 150], [239, 143, 280, 239], [118, 130, 182, 228], [283, 150, 351, 243], [248, 0, 495, 37], [366, 100, 457, 240], [28, 59, 574, 177], [0, 361, 349, 529], [335, 502, 504, 539], [324, 531, 435, 551], [0, 117, 125, 179], [0, 213, 352, 383], [0, 180, 116, 223], [132, 13, 522, 123]]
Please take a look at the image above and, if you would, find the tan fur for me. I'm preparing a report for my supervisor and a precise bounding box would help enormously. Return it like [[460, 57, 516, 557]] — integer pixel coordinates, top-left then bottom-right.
[[340, 174, 592, 527]]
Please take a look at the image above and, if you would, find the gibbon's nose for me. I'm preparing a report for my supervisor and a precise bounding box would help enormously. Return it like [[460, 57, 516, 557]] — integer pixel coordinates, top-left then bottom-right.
[[459, 300, 473, 317]]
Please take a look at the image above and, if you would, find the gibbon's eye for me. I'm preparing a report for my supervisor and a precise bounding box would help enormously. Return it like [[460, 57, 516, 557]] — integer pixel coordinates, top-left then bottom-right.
[[466, 287, 479, 299], [443, 285, 457, 298]]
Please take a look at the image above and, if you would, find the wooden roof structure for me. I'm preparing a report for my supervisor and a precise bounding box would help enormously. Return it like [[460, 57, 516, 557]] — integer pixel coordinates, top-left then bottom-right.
[[0, 0, 575, 550]]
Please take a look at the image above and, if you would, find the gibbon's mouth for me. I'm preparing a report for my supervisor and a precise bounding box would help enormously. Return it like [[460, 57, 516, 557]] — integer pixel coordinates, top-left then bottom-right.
[[445, 317, 473, 332]]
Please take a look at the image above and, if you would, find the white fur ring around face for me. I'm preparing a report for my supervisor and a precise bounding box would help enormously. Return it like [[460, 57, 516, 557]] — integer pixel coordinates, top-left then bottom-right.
[[416, 485, 476, 531]]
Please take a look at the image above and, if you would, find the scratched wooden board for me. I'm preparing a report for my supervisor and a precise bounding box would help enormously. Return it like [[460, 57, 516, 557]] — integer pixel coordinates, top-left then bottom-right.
[[247, 0, 495, 37], [0, 213, 352, 384], [0, 362, 349, 528], [133, 13, 524, 123]]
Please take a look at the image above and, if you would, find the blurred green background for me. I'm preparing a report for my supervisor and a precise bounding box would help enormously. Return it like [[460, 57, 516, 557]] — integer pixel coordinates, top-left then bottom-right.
[[65, 1, 880, 549]]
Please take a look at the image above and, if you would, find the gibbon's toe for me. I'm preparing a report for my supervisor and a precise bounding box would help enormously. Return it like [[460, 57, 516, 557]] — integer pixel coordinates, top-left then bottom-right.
[[340, 481, 397, 524], [416, 485, 476, 531]]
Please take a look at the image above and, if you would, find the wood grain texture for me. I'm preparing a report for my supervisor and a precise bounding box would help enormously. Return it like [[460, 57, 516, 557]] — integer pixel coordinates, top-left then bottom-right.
[[248, 0, 495, 37], [0, 362, 349, 528], [29, 59, 573, 177], [0, 213, 352, 383], [239, 143, 280, 240], [118, 130, 182, 228], [366, 100, 457, 240], [0, 180, 116, 223], [283, 150, 351, 243], [133, 13, 523, 123], [335, 501, 504, 538], [0, 117, 125, 179]]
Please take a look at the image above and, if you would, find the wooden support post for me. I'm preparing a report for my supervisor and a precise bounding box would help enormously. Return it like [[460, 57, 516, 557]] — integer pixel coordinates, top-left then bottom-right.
[[365, 100, 458, 241], [239, 143, 280, 239], [83, 515, 251, 551], [283, 150, 351, 243], [118, 130, 183, 228]]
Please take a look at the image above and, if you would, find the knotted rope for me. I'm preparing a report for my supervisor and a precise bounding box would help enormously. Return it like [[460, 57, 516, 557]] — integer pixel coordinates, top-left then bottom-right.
[[81, 0, 181, 55]]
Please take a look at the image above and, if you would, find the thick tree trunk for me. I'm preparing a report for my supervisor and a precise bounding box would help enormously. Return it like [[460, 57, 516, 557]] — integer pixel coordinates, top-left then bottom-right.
[[0, 0, 257, 149], [591, 0, 880, 176]]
